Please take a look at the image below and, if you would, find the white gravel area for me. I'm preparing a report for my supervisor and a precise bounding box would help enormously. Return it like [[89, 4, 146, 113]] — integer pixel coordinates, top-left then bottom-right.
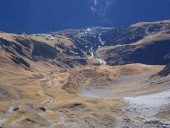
[[124, 90, 170, 117]]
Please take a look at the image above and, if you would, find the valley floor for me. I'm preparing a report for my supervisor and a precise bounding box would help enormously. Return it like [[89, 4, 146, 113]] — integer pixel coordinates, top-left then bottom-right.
[[0, 63, 170, 128]]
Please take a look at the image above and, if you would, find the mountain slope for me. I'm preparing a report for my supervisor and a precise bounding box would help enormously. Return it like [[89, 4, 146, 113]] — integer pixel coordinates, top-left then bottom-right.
[[0, 32, 92, 70], [98, 20, 170, 65]]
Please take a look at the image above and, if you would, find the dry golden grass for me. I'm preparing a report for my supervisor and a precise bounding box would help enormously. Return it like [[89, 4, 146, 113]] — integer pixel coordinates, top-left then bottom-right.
[[0, 32, 19, 42], [29, 34, 73, 47], [0, 35, 167, 127], [132, 20, 170, 27], [0, 60, 125, 127]]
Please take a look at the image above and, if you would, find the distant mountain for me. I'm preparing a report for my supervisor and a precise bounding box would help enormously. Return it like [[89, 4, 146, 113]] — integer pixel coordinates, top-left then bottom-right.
[[0, 0, 170, 33]]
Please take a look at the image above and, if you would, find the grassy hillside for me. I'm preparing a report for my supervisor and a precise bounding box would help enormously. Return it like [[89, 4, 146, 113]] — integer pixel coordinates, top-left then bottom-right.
[[98, 20, 170, 65]]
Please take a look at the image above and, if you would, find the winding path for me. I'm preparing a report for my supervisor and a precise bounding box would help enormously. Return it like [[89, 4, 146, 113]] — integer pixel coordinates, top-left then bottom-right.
[[41, 77, 56, 108]]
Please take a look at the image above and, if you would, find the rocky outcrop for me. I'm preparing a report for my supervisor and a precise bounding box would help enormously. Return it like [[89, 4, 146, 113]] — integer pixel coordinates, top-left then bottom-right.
[[158, 64, 170, 77]]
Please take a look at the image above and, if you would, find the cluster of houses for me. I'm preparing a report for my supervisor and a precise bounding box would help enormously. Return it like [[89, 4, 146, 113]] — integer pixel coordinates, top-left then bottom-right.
[[77, 26, 114, 38], [35, 34, 60, 41]]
